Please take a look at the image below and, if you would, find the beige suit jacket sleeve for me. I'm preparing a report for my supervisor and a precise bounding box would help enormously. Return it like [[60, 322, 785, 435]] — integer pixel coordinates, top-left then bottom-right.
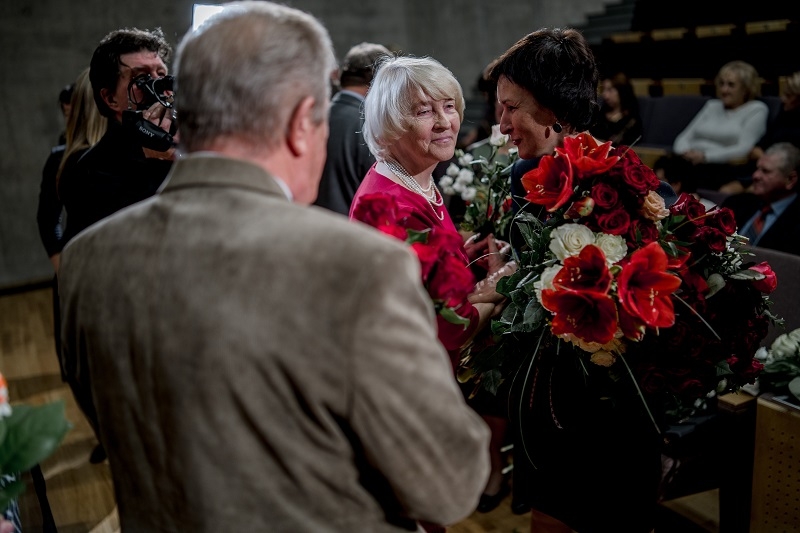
[[348, 246, 491, 525]]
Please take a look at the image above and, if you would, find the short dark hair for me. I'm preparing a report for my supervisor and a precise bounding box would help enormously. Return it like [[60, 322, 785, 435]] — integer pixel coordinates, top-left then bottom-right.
[[59, 83, 74, 107], [488, 27, 599, 131], [89, 27, 172, 118], [338, 42, 391, 88]]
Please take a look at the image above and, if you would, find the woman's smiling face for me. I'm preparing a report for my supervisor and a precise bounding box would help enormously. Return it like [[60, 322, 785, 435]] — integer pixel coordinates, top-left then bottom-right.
[[390, 95, 461, 171]]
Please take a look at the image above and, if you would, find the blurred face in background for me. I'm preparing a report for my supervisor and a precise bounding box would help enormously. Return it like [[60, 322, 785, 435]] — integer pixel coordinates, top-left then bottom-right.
[[751, 151, 797, 202], [600, 79, 620, 111], [716, 70, 747, 109]]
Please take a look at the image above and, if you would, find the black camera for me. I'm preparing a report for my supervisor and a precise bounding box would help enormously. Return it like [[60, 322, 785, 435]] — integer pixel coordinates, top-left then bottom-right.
[[123, 74, 177, 152], [130, 74, 175, 110]]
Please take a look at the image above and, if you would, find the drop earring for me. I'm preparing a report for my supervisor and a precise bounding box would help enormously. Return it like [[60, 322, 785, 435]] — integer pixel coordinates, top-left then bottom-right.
[[552, 122, 563, 133]]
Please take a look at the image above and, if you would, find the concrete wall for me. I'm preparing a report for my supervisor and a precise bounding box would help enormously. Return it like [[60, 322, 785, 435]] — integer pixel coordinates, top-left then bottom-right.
[[0, 0, 609, 289]]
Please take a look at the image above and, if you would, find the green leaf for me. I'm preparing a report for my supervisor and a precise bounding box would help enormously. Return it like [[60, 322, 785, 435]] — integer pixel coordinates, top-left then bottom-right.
[[0, 478, 27, 514], [439, 307, 471, 328], [405, 229, 429, 245], [482, 369, 503, 395], [0, 401, 72, 474], [788, 376, 800, 403]]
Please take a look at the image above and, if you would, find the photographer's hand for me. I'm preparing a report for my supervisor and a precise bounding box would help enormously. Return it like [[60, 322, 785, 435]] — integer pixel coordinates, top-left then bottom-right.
[[142, 102, 178, 160]]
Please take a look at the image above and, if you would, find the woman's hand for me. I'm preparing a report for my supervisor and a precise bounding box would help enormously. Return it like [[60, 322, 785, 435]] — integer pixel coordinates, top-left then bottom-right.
[[464, 233, 512, 274], [682, 149, 705, 165], [485, 237, 512, 277], [468, 260, 518, 304]]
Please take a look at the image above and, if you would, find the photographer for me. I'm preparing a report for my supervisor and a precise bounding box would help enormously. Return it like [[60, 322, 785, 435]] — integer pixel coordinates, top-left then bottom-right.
[[59, 27, 176, 249], [57, 27, 176, 463]]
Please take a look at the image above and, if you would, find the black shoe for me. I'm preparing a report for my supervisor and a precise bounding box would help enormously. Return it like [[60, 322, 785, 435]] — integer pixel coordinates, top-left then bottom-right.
[[89, 443, 107, 464], [476, 484, 510, 513]]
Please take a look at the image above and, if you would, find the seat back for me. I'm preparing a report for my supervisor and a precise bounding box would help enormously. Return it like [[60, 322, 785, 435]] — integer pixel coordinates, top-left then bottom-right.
[[743, 245, 800, 348], [638, 95, 711, 149]]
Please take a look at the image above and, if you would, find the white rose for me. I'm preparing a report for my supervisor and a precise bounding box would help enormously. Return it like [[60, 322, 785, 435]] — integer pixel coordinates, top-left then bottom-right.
[[534, 264, 562, 304], [770, 333, 800, 360], [490, 124, 509, 147], [446, 163, 460, 177], [452, 181, 465, 194], [549, 223, 596, 262], [787, 327, 800, 344], [438, 176, 454, 188], [456, 168, 474, 185], [458, 153, 474, 166], [594, 233, 627, 265], [461, 187, 477, 202]]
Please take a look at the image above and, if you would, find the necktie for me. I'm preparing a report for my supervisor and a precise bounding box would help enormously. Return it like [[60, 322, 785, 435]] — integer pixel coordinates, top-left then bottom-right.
[[752, 205, 772, 237]]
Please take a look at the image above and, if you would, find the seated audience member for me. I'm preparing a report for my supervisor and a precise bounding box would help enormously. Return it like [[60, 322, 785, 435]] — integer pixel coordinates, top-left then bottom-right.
[[590, 72, 643, 147], [722, 142, 800, 254], [720, 71, 800, 195], [314, 41, 390, 215], [58, 3, 490, 531], [660, 61, 769, 191], [752, 71, 800, 161]]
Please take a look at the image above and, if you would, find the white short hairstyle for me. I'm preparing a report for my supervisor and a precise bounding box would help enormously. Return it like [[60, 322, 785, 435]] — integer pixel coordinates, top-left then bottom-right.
[[363, 55, 464, 161], [175, 1, 336, 152]]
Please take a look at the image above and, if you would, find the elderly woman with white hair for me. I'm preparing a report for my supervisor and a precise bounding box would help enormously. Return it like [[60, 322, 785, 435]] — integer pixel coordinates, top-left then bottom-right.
[[349, 55, 517, 523]]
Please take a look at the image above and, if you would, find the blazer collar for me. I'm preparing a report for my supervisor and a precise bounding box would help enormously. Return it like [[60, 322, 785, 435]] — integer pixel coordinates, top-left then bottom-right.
[[159, 153, 289, 200]]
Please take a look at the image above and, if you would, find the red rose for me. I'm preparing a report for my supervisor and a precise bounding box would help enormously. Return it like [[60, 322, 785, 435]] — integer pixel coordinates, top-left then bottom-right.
[[691, 226, 727, 253], [557, 133, 619, 179], [427, 253, 475, 307], [594, 207, 631, 235], [590, 181, 620, 209], [708, 207, 737, 235], [377, 223, 410, 241], [627, 218, 660, 247], [352, 192, 401, 227], [522, 152, 574, 212], [411, 241, 441, 281], [617, 242, 682, 328], [670, 193, 707, 224], [748, 262, 778, 293], [618, 161, 660, 196]]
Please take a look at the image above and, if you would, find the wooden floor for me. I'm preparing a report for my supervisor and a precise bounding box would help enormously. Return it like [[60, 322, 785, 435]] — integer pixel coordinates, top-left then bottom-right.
[[0, 285, 720, 532]]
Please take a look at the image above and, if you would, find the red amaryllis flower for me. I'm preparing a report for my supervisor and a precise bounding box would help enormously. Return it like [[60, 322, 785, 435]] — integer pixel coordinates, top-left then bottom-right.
[[540, 288, 618, 344], [749, 262, 777, 293], [558, 132, 619, 179], [552, 244, 612, 294], [522, 152, 574, 212], [617, 242, 682, 328]]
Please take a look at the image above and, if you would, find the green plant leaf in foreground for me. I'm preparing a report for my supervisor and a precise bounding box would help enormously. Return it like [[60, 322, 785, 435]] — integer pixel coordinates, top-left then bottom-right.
[[0, 400, 72, 474]]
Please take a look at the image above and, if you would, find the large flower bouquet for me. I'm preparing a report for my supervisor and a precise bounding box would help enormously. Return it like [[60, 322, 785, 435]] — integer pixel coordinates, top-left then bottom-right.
[[352, 192, 475, 327], [460, 133, 777, 423], [439, 125, 519, 240]]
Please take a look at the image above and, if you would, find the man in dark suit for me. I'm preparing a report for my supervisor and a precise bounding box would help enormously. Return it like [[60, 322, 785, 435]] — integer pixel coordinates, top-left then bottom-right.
[[722, 142, 800, 255], [314, 42, 390, 215], [58, 3, 489, 531]]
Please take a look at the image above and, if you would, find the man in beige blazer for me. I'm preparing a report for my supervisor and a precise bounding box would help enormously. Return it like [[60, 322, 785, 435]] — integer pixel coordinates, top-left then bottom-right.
[[58, 2, 490, 531]]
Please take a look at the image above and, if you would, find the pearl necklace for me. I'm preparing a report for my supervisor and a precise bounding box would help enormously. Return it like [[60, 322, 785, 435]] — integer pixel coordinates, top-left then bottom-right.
[[384, 159, 444, 220]]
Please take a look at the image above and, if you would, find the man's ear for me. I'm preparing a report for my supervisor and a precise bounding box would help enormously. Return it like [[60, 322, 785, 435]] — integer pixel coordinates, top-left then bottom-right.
[[286, 96, 316, 157], [787, 170, 799, 191], [100, 87, 123, 113]]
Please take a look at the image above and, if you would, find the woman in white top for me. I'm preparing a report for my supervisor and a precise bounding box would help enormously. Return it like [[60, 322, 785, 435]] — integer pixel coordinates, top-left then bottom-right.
[[671, 60, 768, 190]]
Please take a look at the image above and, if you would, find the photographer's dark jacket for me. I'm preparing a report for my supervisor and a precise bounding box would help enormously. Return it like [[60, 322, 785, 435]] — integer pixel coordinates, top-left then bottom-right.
[[59, 119, 172, 247]]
